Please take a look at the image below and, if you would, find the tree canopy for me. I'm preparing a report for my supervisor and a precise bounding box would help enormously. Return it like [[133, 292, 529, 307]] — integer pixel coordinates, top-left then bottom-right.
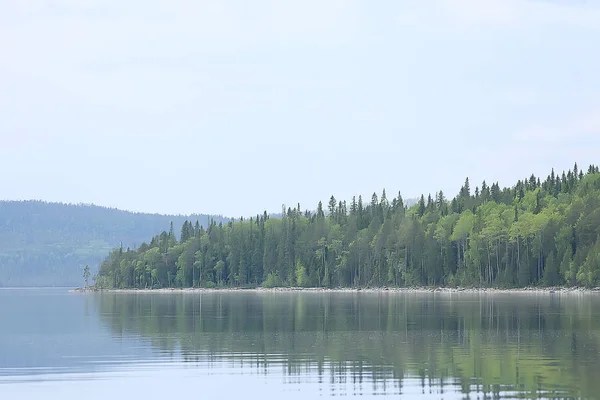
[[96, 163, 600, 289]]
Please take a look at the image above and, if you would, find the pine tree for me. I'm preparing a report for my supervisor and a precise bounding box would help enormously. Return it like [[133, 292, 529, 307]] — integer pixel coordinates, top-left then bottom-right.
[[396, 191, 405, 214], [462, 178, 471, 198], [328, 196, 337, 220], [350, 196, 357, 216], [426, 194, 434, 212], [317, 201, 325, 220], [481, 181, 490, 203], [357, 196, 364, 228], [418, 195, 426, 217], [180, 221, 193, 243]]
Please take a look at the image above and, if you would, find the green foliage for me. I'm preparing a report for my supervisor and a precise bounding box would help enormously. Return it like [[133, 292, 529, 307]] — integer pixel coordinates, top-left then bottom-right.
[[577, 238, 600, 287], [262, 272, 283, 288], [96, 163, 600, 289], [294, 260, 309, 287]]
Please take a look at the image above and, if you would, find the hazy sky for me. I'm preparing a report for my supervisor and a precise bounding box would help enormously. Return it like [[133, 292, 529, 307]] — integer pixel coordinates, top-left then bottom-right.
[[1, 0, 599, 217]]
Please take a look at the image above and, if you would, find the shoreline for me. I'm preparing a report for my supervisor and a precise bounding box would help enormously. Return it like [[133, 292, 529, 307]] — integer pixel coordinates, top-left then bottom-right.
[[71, 286, 600, 294]]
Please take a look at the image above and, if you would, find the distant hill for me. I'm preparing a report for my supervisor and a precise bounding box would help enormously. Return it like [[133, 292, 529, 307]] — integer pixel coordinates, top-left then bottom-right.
[[404, 198, 418, 208], [0, 201, 229, 287]]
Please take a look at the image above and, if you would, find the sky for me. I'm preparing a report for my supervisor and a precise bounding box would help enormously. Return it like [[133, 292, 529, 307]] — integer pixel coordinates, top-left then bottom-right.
[[1, 0, 600, 218]]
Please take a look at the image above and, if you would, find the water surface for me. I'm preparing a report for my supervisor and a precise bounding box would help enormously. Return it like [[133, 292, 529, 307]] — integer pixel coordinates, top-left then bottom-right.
[[1, 288, 599, 399]]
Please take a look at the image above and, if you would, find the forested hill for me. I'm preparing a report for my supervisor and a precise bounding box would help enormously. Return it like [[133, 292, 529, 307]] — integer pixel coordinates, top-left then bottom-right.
[[96, 163, 600, 289], [0, 201, 229, 287]]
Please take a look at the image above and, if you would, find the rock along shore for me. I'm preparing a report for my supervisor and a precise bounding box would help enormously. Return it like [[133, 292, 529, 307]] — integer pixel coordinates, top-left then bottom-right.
[[70, 286, 600, 294]]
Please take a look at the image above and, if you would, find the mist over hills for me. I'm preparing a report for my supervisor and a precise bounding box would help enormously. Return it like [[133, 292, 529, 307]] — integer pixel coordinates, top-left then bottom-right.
[[0, 201, 229, 287], [0, 195, 419, 287]]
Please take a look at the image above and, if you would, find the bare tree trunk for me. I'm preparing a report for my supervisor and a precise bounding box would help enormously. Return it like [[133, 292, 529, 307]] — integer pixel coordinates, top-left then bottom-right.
[[517, 237, 521, 276], [487, 242, 492, 285], [496, 239, 501, 283]]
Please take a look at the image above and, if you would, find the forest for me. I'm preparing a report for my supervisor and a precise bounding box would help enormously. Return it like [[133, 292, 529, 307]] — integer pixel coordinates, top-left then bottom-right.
[[0, 201, 227, 287], [95, 163, 600, 289]]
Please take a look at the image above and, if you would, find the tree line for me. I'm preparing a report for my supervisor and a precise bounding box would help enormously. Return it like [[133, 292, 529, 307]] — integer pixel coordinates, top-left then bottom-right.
[[95, 163, 600, 289]]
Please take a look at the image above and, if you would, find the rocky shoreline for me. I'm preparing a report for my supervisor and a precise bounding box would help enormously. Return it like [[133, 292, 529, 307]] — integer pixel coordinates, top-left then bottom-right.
[[71, 286, 600, 294]]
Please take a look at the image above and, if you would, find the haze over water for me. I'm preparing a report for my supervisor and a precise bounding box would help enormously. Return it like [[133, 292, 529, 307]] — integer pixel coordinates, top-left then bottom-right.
[[1, 289, 599, 399]]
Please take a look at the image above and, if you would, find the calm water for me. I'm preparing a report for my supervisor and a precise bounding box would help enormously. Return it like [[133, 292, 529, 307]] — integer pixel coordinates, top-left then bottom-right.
[[1, 289, 599, 399]]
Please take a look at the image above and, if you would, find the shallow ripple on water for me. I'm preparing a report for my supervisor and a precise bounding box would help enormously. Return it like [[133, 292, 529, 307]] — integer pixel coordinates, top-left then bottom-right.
[[2, 290, 599, 399], [0, 361, 477, 399]]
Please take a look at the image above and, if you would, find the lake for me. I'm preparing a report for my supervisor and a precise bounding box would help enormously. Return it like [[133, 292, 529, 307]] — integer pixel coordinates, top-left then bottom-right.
[[1, 288, 599, 399]]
